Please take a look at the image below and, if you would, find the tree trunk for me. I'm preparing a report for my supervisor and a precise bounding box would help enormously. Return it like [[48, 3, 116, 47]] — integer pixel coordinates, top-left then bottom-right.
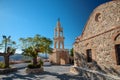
[[4, 55, 10, 68], [33, 56, 37, 65]]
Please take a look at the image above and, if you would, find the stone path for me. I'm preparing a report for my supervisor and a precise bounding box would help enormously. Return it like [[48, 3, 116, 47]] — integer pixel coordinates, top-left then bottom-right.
[[0, 64, 86, 80]]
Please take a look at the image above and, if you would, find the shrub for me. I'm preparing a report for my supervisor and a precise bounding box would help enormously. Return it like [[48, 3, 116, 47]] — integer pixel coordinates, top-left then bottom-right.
[[0, 62, 5, 68], [27, 59, 43, 69], [39, 60, 43, 66], [27, 63, 41, 69]]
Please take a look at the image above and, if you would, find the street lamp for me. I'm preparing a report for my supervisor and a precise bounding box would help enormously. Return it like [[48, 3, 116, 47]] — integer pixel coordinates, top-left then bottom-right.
[[2, 35, 11, 53]]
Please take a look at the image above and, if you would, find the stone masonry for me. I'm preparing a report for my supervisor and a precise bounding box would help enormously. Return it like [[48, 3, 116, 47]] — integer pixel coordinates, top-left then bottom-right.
[[73, 0, 120, 77], [49, 19, 69, 65]]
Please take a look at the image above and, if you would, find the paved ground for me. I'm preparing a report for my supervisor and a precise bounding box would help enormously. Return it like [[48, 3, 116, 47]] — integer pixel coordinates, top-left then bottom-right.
[[0, 64, 86, 80]]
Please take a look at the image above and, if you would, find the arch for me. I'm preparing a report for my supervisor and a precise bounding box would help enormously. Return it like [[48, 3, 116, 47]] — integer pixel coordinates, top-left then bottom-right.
[[112, 29, 120, 41], [95, 13, 102, 22], [114, 33, 120, 41], [112, 31, 120, 66]]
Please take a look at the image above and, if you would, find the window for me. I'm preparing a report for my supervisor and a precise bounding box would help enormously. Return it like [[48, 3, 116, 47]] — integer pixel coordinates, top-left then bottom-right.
[[86, 49, 92, 62], [115, 44, 120, 65], [95, 13, 102, 22]]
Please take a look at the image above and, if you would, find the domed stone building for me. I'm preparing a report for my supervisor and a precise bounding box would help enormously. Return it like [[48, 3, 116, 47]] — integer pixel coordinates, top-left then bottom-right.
[[73, 0, 120, 76]]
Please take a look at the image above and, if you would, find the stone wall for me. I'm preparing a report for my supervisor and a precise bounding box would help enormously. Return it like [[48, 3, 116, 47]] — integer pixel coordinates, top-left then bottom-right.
[[26, 67, 44, 74], [0, 68, 17, 74], [74, 26, 120, 72], [73, 0, 120, 75], [49, 50, 58, 64], [49, 49, 69, 65]]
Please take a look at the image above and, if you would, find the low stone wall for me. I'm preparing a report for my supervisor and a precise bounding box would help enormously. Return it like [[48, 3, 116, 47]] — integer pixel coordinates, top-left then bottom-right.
[[70, 66, 120, 80], [0, 68, 17, 74], [26, 67, 44, 74]]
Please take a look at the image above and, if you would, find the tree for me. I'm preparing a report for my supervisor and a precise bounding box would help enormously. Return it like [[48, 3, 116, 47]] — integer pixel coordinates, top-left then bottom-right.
[[41, 37, 53, 59], [69, 48, 74, 64], [70, 48, 74, 57], [19, 34, 52, 66], [0, 35, 16, 68]]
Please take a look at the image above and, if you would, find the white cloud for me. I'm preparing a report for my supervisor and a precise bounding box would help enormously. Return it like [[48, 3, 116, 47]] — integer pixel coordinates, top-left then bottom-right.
[[16, 49, 22, 54]]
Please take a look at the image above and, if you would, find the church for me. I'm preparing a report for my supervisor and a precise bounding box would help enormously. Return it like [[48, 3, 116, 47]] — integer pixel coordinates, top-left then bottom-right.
[[73, 0, 120, 72], [49, 19, 69, 65]]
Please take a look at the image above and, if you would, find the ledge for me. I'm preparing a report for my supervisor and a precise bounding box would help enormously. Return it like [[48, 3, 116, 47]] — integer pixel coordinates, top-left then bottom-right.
[[26, 67, 44, 74], [0, 68, 17, 74]]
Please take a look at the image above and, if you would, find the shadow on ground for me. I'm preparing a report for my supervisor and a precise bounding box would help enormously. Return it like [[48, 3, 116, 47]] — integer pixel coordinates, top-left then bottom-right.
[[42, 71, 86, 80], [1, 70, 87, 80]]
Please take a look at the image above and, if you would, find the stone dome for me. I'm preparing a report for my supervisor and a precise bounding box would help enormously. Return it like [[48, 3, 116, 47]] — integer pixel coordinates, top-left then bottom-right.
[[80, 0, 120, 40]]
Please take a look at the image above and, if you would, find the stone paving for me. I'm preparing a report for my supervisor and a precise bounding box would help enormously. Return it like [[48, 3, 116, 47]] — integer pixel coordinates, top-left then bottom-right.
[[0, 64, 86, 80]]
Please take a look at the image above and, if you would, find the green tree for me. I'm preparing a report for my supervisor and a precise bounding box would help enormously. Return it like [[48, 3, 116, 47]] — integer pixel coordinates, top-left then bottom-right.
[[69, 48, 74, 64], [19, 34, 52, 65], [0, 35, 16, 68], [41, 37, 53, 58], [70, 48, 74, 57]]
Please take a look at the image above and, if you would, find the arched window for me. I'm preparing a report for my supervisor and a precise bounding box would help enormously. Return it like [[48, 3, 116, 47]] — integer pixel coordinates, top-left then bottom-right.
[[113, 33, 120, 65], [86, 49, 92, 62], [95, 13, 102, 22], [115, 44, 120, 65]]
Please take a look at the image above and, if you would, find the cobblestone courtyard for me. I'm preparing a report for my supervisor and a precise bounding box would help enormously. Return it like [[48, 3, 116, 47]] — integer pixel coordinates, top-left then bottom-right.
[[0, 64, 86, 80]]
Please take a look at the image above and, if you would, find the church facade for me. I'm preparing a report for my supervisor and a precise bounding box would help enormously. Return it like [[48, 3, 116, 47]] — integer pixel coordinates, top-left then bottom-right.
[[49, 19, 69, 65], [74, 0, 120, 72]]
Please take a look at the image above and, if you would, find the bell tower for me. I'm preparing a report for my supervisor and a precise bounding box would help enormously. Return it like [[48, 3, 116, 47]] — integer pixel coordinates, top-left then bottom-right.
[[49, 18, 69, 65], [54, 18, 64, 49]]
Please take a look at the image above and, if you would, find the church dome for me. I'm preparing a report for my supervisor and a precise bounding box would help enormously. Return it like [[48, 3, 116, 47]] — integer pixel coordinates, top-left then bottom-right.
[[81, 0, 120, 40]]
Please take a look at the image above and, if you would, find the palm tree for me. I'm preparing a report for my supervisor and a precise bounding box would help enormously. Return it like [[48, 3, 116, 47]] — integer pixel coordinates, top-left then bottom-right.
[[41, 37, 52, 59], [19, 34, 52, 66], [0, 35, 16, 68]]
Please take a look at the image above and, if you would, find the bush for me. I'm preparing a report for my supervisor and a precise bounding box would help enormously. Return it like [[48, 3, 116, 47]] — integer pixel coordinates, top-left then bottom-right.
[[0, 62, 5, 68], [27, 60, 43, 69], [39, 60, 43, 66], [27, 63, 41, 69]]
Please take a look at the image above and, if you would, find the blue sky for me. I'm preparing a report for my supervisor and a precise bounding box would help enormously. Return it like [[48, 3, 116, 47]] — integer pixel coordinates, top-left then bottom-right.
[[0, 0, 111, 53]]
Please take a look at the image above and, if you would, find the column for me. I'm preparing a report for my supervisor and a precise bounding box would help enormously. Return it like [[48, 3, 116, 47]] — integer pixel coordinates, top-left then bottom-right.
[[62, 41, 64, 49], [58, 41, 60, 49]]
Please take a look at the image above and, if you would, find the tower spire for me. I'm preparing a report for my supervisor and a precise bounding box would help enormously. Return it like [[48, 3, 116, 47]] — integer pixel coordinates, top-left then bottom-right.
[[58, 18, 60, 21], [57, 18, 61, 28], [54, 18, 64, 49]]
